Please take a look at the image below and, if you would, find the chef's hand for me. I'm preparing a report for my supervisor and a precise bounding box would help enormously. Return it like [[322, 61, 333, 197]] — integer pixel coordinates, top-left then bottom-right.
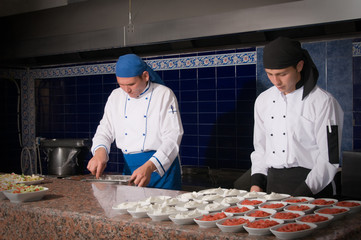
[[87, 147, 107, 179], [250, 185, 263, 192], [129, 160, 156, 187]]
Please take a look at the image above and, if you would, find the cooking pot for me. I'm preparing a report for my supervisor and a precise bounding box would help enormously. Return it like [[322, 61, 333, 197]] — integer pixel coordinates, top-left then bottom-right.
[[41, 138, 91, 176]]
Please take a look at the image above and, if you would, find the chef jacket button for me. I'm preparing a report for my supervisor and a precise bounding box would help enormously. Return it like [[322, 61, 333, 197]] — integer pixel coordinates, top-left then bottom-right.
[[283, 133, 286, 135], [125, 116, 128, 118], [272, 151, 275, 154], [145, 97, 148, 100], [143, 133, 145, 136], [125, 149, 127, 152], [273, 100, 275, 103], [128, 98, 130, 101], [270, 133, 273, 136], [125, 133, 128, 135], [282, 150, 285, 153], [144, 115, 146, 118], [283, 115, 286, 118], [271, 116, 274, 119], [141, 149, 144, 152]]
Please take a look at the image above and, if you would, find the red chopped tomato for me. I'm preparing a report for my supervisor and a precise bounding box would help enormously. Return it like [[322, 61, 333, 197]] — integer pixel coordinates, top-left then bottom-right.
[[300, 214, 328, 223], [241, 199, 263, 205], [287, 205, 310, 211], [222, 218, 250, 226], [273, 212, 300, 219], [247, 219, 280, 228], [248, 210, 271, 217], [284, 198, 308, 203], [318, 208, 347, 215], [311, 199, 335, 205], [276, 223, 311, 232], [225, 206, 250, 213], [336, 201, 360, 208], [199, 212, 227, 221], [262, 203, 284, 209]]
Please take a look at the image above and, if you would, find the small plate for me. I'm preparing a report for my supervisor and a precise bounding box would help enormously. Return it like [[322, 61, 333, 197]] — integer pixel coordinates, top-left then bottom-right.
[[112, 201, 140, 214], [127, 206, 153, 218], [296, 213, 334, 229], [237, 198, 267, 208], [216, 216, 255, 233], [169, 209, 208, 225], [223, 205, 255, 216], [195, 194, 222, 203], [270, 222, 317, 239], [243, 219, 284, 235], [282, 196, 314, 204], [245, 208, 277, 219], [284, 203, 316, 214], [242, 191, 267, 199], [309, 198, 338, 208], [176, 192, 204, 201], [270, 211, 305, 223], [314, 206, 350, 221], [334, 200, 361, 214], [259, 201, 288, 212], [197, 202, 230, 213], [194, 212, 231, 228], [175, 200, 207, 210], [221, 189, 248, 197], [198, 188, 227, 195], [3, 187, 48, 203], [263, 193, 291, 201], [215, 196, 244, 206], [147, 212, 175, 221]]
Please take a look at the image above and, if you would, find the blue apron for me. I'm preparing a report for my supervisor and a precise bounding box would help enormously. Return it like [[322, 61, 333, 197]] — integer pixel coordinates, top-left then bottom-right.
[[123, 151, 181, 190]]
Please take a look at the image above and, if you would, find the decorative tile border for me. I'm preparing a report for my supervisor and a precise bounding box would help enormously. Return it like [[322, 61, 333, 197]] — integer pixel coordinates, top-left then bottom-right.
[[353, 42, 361, 57], [29, 52, 256, 78]]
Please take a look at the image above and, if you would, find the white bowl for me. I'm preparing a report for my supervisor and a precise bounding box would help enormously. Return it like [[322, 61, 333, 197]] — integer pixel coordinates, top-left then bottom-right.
[[263, 193, 291, 201], [245, 208, 277, 219], [195, 194, 222, 203], [284, 203, 316, 214], [270, 222, 317, 239], [243, 219, 284, 235], [169, 214, 196, 225], [309, 198, 338, 208], [194, 212, 231, 228], [242, 191, 267, 199], [198, 188, 227, 195], [168, 209, 209, 225], [282, 196, 314, 204], [147, 212, 174, 221], [3, 187, 48, 203], [314, 206, 350, 221], [259, 201, 287, 212], [214, 196, 244, 206], [270, 211, 305, 223], [296, 213, 334, 229], [216, 216, 255, 233], [221, 189, 248, 197], [334, 200, 361, 214], [175, 200, 208, 210], [127, 208, 149, 218], [176, 192, 204, 202], [197, 203, 230, 213], [237, 198, 267, 208], [223, 205, 255, 216], [112, 201, 140, 215]]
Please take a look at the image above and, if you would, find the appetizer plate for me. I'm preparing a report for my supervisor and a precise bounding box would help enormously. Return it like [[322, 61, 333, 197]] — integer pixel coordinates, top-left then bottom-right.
[[197, 203, 230, 213], [169, 209, 208, 225], [270, 211, 305, 223], [259, 201, 288, 212], [263, 193, 291, 201], [175, 200, 207, 210], [127, 208, 150, 218], [284, 203, 316, 214], [216, 216, 255, 233], [112, 201, 140, 215], [309, 198, 338, 208], [195, 194, 222, 203], [223, 205, 255, 216], [221, 189, 248, 197], [242, 191, 267, 199], [270, 222, 317, 240], [282, 196, 315, 204], [334, 200, 361, 214], [243, 219, 284, 236], [296, 213, 334, 229], [237, 198, 267, 208], [198, 188, 227, 195], [176, 192, 204, 202], [245, 208, 277, 219], [147, 211, 175, 222], [194, 212, 231, 228], [314, 206, 350, 221], [3, 187, 48, 203], [214, 196, 244, 206]]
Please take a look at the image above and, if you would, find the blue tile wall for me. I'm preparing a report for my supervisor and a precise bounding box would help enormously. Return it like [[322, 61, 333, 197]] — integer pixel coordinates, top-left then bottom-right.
[[32, 39, 360, 175]]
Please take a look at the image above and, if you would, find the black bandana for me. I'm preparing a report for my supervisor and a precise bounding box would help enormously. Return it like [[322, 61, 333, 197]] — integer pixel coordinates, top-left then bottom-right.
[[263, 37, 319, 100]]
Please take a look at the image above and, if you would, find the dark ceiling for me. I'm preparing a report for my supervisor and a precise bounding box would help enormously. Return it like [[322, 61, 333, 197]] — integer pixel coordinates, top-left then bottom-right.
[[1, 19, 361, 68]]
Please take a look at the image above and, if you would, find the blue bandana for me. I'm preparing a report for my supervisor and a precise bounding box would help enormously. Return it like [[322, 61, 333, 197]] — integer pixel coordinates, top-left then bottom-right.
[[115, 54, 165, 85]]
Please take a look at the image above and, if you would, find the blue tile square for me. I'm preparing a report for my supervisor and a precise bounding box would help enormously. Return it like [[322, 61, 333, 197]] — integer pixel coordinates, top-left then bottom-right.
[[217, 77, 236, 89], [182, 135, 198, 146], [236, 76, 256, 89], [180, 69, 197, 80], [217, 89, 236, 101], [236, 64, 256, 77], [198, 90, 215, 101], [103, 74, 116, 84], [163, 69, 180, 80], [181, 102, 198, 113], [180, 79, 197, 91], [217, 101, 236, 114], [182, 124, 198, 135], [199, 124, 214, 136], [217, 66, 235, 78], [198, 101, 216, 113], [180, 91, 197, 102], [198, 67, 215, 79], [199, 113, 217, 124], [181, 113, 197, 124], [198, 78, 216, 90], [327, 39, 353, 58], [165, 80, 179, 92]]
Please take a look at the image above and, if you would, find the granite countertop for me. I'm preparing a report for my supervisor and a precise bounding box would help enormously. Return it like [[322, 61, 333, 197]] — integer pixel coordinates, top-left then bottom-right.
[[0, 177, 360, 239]]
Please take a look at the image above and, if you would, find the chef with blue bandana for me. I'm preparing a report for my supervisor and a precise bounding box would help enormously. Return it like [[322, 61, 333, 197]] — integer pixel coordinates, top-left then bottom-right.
[[87, 54, 183, 190]]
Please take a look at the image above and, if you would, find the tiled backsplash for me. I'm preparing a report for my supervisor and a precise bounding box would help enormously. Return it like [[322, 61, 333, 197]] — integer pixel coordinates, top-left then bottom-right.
[[1, 38, 360, 175]]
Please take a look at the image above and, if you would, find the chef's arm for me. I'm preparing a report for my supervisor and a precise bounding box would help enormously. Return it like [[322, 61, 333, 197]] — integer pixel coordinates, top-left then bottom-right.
[[87, 147, 108, 179], [130, 160, 157, 187]]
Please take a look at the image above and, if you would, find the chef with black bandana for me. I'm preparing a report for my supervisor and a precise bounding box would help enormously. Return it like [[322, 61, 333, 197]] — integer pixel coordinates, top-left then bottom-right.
[[250, 37, 344, 197], [88, 54, 183, 190]]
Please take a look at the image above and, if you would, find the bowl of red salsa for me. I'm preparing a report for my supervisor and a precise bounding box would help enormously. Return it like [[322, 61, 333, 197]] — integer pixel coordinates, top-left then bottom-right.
[[296, 213, 333, 228], [243, 219, 284, 235], [194, 212, 231, 228], [335, 200, 361, 214], [270, 222, 317, 239], [314, 206, 350, 220], [216, 216, 255, 233]]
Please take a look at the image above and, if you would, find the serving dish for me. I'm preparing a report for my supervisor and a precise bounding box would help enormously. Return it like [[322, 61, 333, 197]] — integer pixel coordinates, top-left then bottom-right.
[[309, 198, 338, 208], [223, 205, 255, 216], [284, 203, 316, 214], [259, 201, 287, 212], [245, 208, 277, 219], [270, 210, 305, 223], [334, 200, 361, 214], [3, 187, 48, 203], [243, 219, 284, 235], [237, 198, 266, 207], [296, 213, 334, 228], [263, 192, 291, 201], [242, 191, 267, 199], [282, 196, 314, 204], [169, 209, 208, 225], [197, 202, 230, 213], [314, 206, 350, 220], [216, 216, 255, 233], [194, 212, 231, 228], [214, 196, 244, 206], [270, 222, 317, 239]]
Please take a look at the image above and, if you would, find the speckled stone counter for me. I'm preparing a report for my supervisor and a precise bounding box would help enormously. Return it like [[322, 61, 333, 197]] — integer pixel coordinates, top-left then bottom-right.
[[0, 177, 360, 240]]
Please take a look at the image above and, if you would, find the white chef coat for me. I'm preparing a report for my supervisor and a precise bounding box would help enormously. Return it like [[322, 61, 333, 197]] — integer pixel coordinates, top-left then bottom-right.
[[251, 85, 344, 195], [91, 81, 183, 177]]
